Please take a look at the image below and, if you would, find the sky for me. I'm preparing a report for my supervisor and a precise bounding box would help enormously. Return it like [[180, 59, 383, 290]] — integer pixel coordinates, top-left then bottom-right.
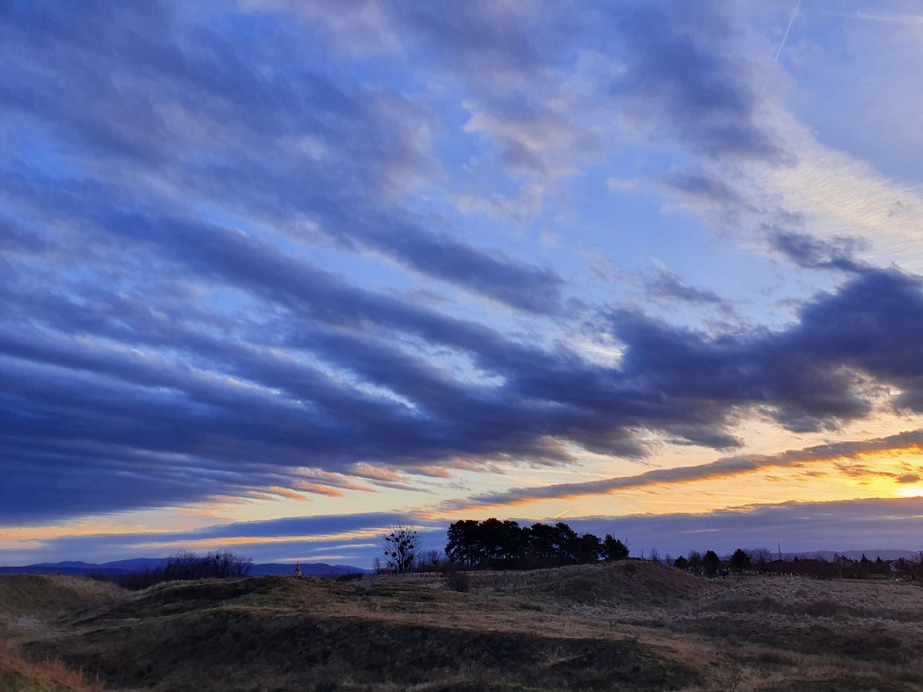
[[3, 0, 923, 568]]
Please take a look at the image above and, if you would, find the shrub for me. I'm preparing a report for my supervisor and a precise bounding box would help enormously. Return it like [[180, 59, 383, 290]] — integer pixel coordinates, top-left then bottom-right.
[[444, 568, 471, 593], [100, 551, 253, 590]]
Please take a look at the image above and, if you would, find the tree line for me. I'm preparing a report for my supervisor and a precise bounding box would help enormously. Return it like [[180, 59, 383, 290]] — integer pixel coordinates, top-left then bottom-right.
[[443, 519, 629, 570], [378, 520, 628, 574], [673, 548, 923, 580], [382, 522, 923, 583]]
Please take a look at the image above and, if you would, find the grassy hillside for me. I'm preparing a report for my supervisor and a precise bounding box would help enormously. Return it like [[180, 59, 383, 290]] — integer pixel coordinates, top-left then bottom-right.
[[0, 574, 124, 619], [3, 562, 923, 690], [0, 575, 117, 691]]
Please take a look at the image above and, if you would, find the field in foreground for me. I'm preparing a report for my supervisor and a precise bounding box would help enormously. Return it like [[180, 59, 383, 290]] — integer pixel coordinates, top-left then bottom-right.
[[2, 561, 923, 691]]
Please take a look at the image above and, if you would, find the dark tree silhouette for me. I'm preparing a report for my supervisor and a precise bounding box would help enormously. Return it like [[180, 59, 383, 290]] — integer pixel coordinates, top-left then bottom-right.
[[602, 534, 629, 561], [575, 533, 604, 564], [703, 550, 721, 576], [383, 525, 419, 574], [445, 519, 611, 568], [109, 550, 252, 589], [687, 550, 703, 572], [730, 548, 752, 573], [446, 519, 483, 567]]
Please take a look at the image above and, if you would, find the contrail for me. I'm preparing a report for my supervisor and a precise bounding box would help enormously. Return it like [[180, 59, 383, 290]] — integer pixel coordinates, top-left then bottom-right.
[[853, 12, 923, 25], [762, 0, 802, 96], [774, 0, 802, 62]]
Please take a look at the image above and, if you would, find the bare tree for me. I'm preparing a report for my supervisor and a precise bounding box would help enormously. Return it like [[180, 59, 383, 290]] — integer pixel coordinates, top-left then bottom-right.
[[687, 550, 703, 573], [750, 547, 772, 571], [420, 548, 444, 572], [383, 525, 419, 575]]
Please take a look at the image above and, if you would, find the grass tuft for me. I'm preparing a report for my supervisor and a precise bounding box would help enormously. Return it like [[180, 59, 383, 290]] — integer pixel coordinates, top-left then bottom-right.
[[0, 639, 101, 691]]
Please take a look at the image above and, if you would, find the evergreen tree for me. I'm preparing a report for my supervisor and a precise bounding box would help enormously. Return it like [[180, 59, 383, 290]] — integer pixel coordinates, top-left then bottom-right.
[[602, 534, 629, 561]]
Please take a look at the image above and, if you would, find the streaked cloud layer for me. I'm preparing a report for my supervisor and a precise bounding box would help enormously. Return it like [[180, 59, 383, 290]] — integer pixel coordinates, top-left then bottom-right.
[[2, 1, 922, 564], [442, 430, 923, 512]]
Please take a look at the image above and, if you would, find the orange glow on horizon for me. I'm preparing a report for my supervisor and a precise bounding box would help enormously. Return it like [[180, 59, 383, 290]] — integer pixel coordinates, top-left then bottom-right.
[[435, 445, 923, 520]]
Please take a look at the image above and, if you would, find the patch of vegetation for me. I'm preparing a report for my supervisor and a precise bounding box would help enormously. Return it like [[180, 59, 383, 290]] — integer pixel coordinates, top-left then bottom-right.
[[99, 551, 252, 590], [5, 562, 923, 690], [30, 607, 696, 691], [0, 575, 123, 619], [0, 639, 100, 691]]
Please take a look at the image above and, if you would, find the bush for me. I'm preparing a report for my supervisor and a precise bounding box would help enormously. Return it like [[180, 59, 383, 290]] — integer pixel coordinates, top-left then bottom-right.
[[444, 568, 470, 593], [101, 551, 253, 590]]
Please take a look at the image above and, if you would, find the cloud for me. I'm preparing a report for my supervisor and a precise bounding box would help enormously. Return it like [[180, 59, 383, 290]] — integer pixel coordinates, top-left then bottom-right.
[[761, 120, 923, 271], [241, 0, 404, 55], [0, 1, 565, 315], [767, 232, 867, 273], [1, 511, 447, 565], [441, 429, 923, 511], [565, 496, 923, 556], [615, 267, 923, 433], [848, 12, 923, 26], [644, 268, 727, 306], [8, 497, 923, 566], [665, 170, 744, 206], [609, 1, 787, 162], [3, 0, 923, 527], [190, 512, 438, 541], [601, 2, 923, 280], [661, 107, 923, 279], [4, 217, 923, 520]]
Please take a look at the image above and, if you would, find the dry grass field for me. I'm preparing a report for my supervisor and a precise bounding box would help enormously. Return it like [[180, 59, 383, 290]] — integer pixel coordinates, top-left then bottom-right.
[[2, 561, 923, 690]]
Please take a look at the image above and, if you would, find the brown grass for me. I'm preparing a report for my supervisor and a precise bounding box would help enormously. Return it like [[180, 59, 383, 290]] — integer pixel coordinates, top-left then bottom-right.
[[0, 574, 124, 620], [3, 564, 923, 690], [0, 638, 101, 691]]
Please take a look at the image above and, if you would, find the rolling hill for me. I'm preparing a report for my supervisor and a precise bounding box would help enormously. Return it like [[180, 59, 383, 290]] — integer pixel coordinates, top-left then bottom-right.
[[3, 561, 923, 690]]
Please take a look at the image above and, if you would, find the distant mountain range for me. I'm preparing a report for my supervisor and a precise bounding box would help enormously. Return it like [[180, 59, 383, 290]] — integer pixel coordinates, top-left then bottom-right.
[[0, 559, 370, 577]]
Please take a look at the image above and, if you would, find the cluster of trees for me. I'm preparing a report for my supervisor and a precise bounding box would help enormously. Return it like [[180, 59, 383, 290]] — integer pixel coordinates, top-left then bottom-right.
[[672, 549, 727, 576], [380, 521, 923, 583], [160, 550, 253, 579], [444, 519, 629, 569], [669, 548, 923, 580], [379, 520, 629, 574], [104, 550, 253, 590], [757, 553, 921, 580]]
